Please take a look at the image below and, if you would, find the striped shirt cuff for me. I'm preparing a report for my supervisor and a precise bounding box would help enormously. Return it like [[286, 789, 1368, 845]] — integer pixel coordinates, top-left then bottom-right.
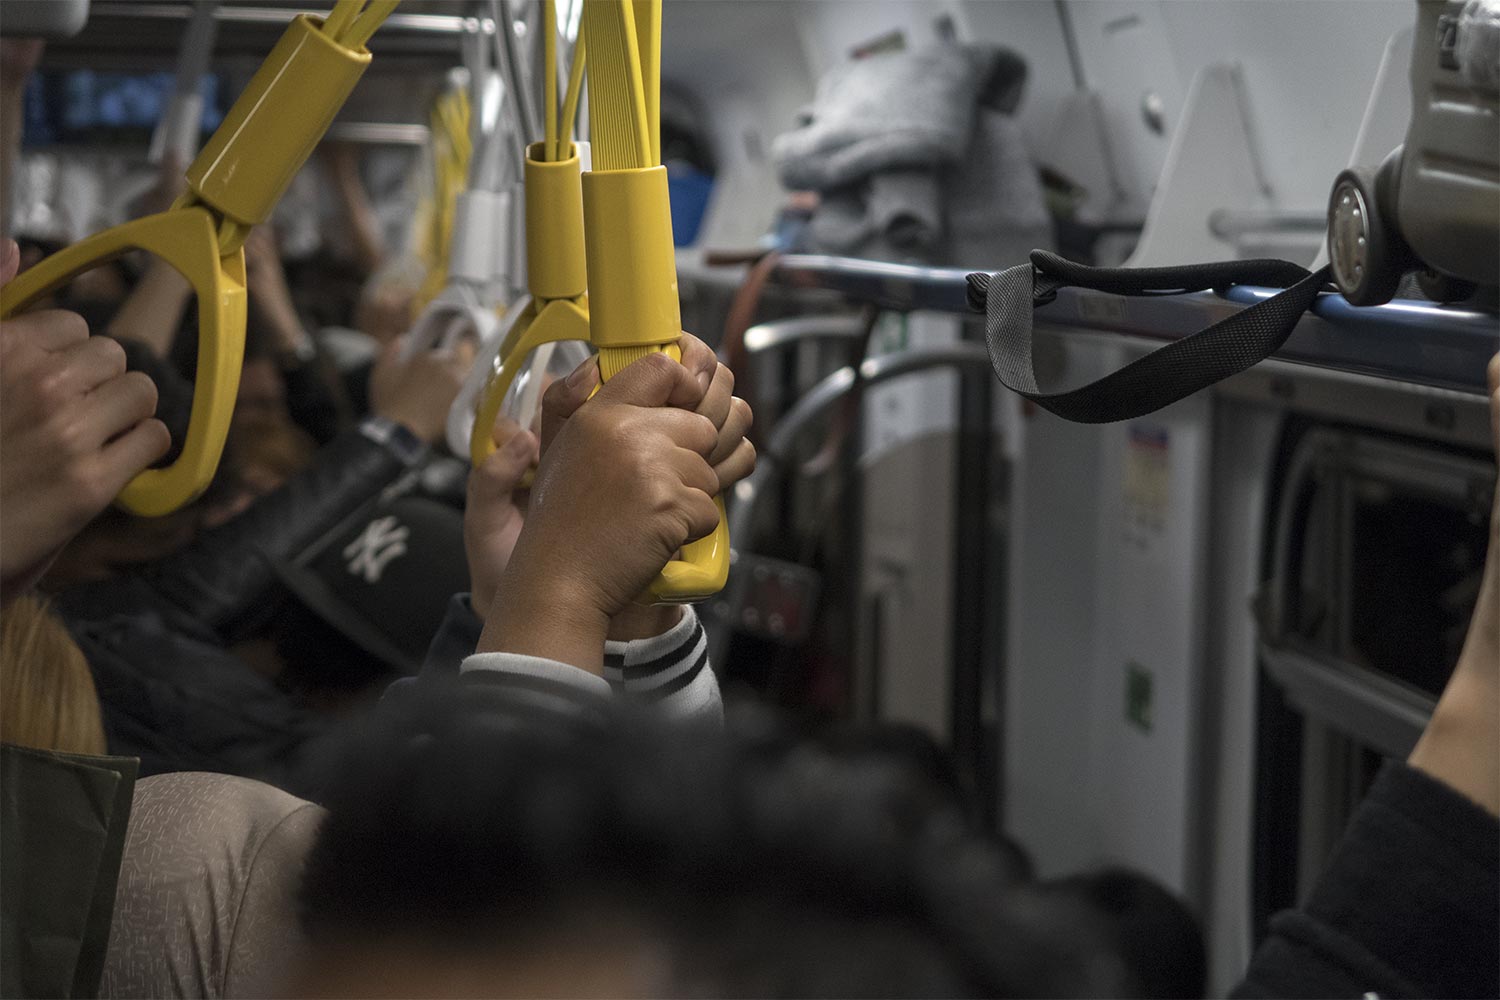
[[457, 607, 722, 727], [604, 607, 721, 725]]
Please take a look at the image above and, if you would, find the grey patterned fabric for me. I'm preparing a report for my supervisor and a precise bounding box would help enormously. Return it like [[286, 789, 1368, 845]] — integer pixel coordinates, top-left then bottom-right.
[[99, 773, 323, 999]]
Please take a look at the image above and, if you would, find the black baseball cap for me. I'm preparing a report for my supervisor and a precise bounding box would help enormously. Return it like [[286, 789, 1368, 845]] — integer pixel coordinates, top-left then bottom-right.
[[274, 495, 470, 676]]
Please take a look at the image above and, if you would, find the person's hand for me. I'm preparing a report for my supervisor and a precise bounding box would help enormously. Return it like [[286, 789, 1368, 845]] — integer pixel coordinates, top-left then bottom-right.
[[1, 245, 170, 602], [464, 419, 539, 616], [533, 334, 755, 641], [367, 337, 472, 445], [478, 352, 724, 671], [540, 332, 755, 495], [1408, 352, 1499, 815]]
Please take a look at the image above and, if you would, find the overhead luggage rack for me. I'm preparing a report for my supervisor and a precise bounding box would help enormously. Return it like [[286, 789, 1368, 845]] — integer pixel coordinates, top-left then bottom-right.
[[769, 253, 1497, 395]]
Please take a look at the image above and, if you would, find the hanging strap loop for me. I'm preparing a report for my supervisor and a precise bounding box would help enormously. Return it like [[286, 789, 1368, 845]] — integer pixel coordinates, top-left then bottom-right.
[[966, 250, 1331, 423]]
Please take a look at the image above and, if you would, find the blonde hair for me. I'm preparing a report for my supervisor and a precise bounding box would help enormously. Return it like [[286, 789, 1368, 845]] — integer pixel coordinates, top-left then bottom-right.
[[0, 594, 107, 756]]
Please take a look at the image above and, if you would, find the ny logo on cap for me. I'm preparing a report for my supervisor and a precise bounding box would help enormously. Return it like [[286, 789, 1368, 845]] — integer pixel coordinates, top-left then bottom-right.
[[344, 515, 410, 584]]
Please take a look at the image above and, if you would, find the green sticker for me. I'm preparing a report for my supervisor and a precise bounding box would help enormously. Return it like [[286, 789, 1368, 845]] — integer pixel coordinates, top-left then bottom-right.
[[1126, 662, 1152, 732]]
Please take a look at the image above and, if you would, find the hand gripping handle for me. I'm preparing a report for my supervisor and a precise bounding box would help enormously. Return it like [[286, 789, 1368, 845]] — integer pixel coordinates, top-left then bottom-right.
[[598, 341, 730, 605], [583, 165, 729, 604], [0, 208, 245, 517]]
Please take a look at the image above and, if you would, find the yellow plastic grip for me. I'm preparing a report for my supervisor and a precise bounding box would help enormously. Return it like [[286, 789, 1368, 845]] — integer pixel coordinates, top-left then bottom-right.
[[471, 144, 591, 465], [0, 208, 246, 517], [524, 143, 588, 301], [581, 165, 680, 350], [186, 14, 371, 233], [582, 166, 727, 604]]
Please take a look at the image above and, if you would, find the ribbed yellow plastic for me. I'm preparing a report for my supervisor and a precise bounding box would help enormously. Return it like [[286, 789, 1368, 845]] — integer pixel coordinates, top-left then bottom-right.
[[581, 0, 729, 603]]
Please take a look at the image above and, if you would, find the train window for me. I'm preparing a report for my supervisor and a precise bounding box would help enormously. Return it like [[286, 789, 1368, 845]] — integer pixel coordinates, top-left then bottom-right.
[[1254, 425, 1494, 929]]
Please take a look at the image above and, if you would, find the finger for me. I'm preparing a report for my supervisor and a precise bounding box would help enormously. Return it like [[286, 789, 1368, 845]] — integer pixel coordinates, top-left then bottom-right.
[[712, 438, 757, 494], [540, 354, 600, 452], [595, 351, 701, 410], [83, 370, 160, 444], [0, 240, 18, 286], [19, 309, 90, 352], [448, 337, 478, 368], [680, 487, 722, 544], [1487, 352, 1498, 396], [650, 407, 719, 458], [707, 395, 752, 466], [57, 334, 128, 392], [97, 417, 171, 492], [677, 330, 718, 396], [695, 362, 734, 430], [472, 429, 539, 500], [669, 447, 721, 498]]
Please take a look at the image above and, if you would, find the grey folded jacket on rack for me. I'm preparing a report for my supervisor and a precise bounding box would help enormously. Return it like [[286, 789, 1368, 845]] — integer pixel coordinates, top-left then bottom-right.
[[774, 43, 1053, 267], [773, 47, 979, 193]]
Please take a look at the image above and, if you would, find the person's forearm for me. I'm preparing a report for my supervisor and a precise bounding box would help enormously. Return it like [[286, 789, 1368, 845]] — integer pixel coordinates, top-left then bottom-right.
[[145, 417, 425, 637], [107, 258, 192, 358], [1409, 568, 1499, 816], [327, 153, 385, 275], [477, 570, 609, 676], [252, 275, 313, 357]]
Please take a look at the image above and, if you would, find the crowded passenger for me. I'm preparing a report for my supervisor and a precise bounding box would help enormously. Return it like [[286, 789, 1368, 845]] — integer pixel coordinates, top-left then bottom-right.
[[2, 4, 1497, 999]]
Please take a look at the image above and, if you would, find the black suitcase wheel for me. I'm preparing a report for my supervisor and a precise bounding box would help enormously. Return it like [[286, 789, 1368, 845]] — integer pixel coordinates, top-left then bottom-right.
[[1328, 165, 1405, 307]]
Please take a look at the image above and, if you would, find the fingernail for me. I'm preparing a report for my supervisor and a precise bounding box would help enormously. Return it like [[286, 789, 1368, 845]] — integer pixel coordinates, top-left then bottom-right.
[[696, 365, 713, 394], [565, 358, 595, 389]]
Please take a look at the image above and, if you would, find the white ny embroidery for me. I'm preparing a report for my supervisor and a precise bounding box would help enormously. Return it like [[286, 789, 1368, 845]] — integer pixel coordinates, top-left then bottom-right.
[[343, 516, 410, 583]]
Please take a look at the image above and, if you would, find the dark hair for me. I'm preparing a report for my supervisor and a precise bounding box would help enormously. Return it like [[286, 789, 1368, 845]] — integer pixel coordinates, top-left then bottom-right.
[[1040, 868, 1207, 999], [300, 694, 1128, 997]]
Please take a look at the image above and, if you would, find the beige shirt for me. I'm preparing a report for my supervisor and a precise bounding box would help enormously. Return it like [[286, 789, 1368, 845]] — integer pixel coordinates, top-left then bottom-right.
[[99, 772, 323, 999]]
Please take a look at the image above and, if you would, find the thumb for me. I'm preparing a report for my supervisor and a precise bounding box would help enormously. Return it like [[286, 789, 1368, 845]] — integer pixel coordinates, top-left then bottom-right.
[[540, 354, 600, 453], [593, 350, 700, 410]]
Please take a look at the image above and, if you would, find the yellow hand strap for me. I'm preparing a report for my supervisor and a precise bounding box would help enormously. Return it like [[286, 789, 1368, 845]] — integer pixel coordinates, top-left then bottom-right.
[[468, 0, 727, 602], [0, 1, 395, 517], [582, 0, 728, 603]]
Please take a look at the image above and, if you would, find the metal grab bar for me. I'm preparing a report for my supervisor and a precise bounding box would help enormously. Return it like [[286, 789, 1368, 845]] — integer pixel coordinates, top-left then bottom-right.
[[728, 342, 993, 544], [769, 253, 1497, 395], [742, 315, 870, 355]]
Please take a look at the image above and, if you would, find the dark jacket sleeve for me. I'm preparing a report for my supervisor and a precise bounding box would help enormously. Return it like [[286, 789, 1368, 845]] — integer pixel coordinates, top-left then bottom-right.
[[137, 417, 428, 640], [1233, 761, 1499, 999], [419, 594, 486, 678], [282, 359, 348, 446]]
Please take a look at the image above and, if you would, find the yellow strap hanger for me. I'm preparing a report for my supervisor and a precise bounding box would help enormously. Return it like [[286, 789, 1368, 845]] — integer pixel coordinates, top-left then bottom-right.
[[0, 0, 401, 517], [470, 0, 728, 603]]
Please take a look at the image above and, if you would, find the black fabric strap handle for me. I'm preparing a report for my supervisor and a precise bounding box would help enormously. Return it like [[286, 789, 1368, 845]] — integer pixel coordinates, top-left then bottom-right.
[[966, 249, 1331, 423]]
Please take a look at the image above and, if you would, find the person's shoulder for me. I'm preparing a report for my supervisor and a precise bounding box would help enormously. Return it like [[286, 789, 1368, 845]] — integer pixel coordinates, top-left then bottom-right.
[[105, 773, 324, 999]]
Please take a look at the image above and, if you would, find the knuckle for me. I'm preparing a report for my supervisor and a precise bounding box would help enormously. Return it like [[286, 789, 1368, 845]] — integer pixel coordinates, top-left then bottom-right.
[[95, 335, 127, 374], [123, 370, 159, 412], [695, 414, 718, 449], [49, 309, 89, 341], [36, 368, 71, 407]]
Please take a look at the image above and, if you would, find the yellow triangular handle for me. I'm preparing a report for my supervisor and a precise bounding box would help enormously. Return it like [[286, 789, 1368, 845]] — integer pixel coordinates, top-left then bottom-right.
[[468, 297, 590, 467], [0, 208, 246, 517]]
